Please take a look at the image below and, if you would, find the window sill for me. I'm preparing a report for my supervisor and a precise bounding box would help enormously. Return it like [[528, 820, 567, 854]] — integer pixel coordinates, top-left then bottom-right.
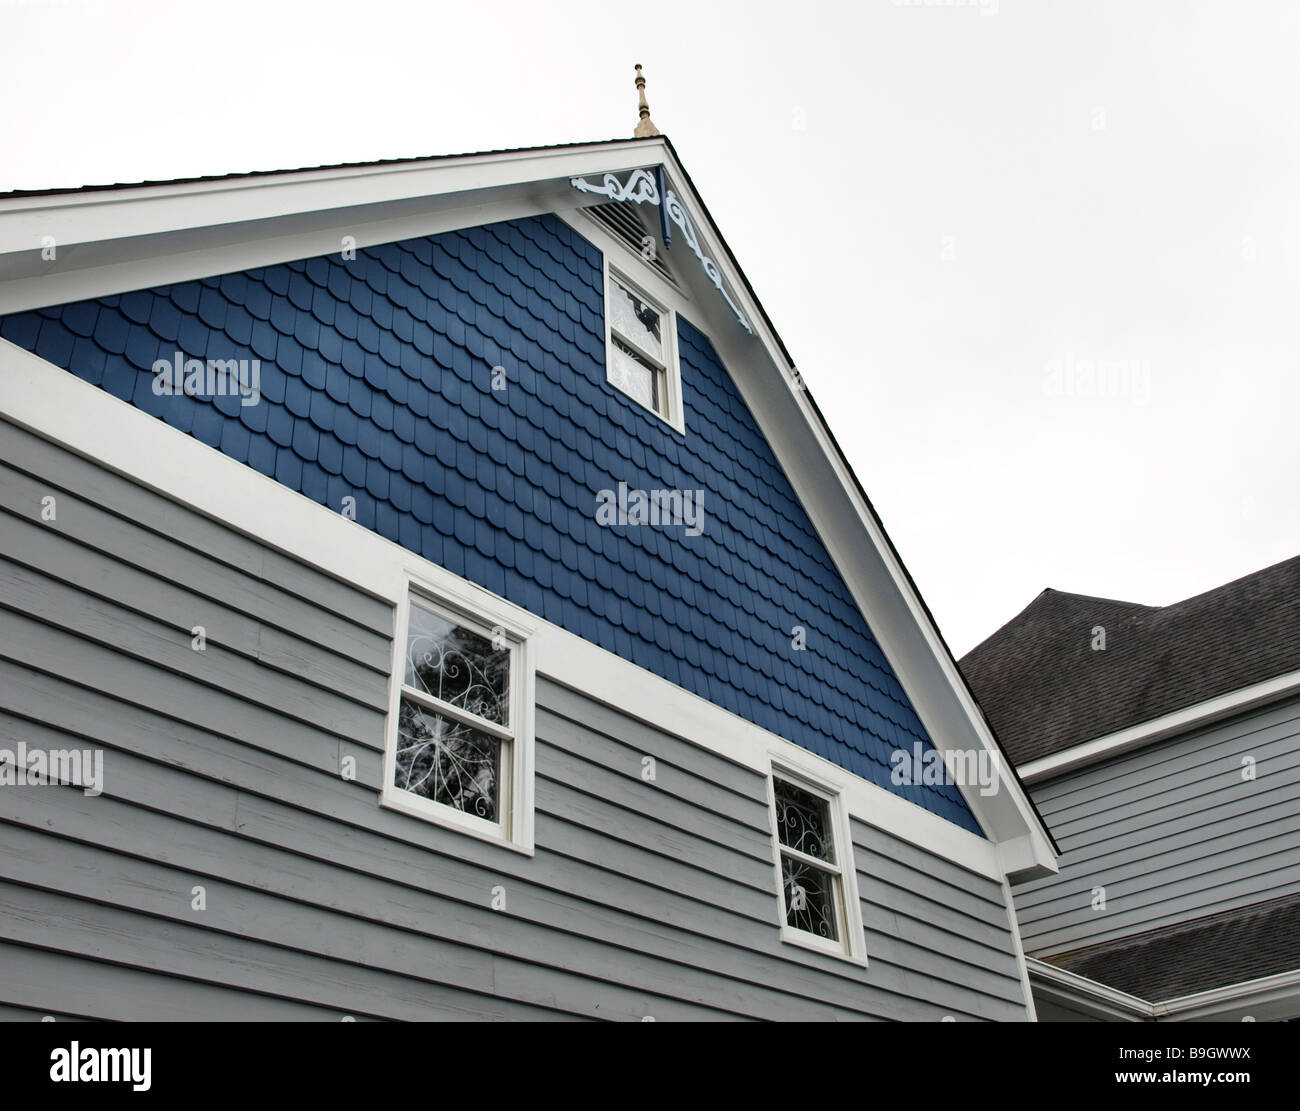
[[779, 925, 869, 968], [380, 786, 536, 857]]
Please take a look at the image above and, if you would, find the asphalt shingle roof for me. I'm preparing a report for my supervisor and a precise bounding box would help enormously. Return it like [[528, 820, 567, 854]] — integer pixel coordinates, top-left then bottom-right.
[[1043, 892, 1300, 1001], [959, 554, 1300, 765]]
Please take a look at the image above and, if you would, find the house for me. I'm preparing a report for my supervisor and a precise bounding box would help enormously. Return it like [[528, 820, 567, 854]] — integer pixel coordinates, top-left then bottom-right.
[[961, 555, 1300, 1021], [0, 73, 1056, 1021]]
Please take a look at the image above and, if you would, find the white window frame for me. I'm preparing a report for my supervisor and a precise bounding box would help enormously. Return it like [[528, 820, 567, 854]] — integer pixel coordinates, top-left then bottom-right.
[[381, 576, 536, 854], [766, 760, 868, 965], [602, 258, 686, 434]]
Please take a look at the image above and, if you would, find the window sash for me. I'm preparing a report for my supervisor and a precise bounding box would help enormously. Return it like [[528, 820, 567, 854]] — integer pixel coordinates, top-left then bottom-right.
[[396, 697, 512, 829], [779, 852, 844, 941], [398, 681, 514, 742], [608, 277, 666, 366], [395, 598, 519, 832], [609, 339, 665, 413], [610, 323, 666, 370], [778, 840, 843, 877], [770, 772, 857, 953]]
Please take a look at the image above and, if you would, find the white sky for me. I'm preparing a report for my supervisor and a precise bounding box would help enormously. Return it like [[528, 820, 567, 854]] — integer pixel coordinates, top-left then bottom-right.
[[4, 0, 1298, 655]]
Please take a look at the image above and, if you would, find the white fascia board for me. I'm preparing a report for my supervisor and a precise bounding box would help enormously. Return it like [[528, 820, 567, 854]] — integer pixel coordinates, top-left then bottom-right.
[[1154, 968, 1300, 1022], [1019, 669, 1300, 785], [1026, 957, 1153, 1021], [0, 140, 668, 315], [0, 137, 1057, 872], [0, 140, 661, 254], [0, 339, 1007, 883]]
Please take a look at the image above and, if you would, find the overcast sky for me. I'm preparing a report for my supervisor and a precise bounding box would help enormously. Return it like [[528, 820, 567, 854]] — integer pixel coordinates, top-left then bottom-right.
[[4, 0, 1298, 655]]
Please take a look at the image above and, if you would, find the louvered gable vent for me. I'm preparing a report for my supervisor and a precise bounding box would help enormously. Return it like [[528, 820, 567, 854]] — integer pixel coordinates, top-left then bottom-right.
[[585, 200, 678, 286]]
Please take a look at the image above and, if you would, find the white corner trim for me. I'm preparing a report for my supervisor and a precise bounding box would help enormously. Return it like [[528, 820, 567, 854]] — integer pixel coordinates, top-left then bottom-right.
[[1001, 875, 1039, 1021], [1026, 957, 1153, 1021], [1019, 668, 1300, 784], [0, 339, 1008, 881]]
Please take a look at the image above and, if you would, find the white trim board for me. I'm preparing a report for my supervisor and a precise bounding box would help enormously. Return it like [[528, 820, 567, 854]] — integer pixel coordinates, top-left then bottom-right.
[[1026, 958, 1151, 1022], [1019, 669, 1300, 784], [0, 139, 1058, 875], [1027, 957, 1300, 1023], [1, 338, 1007, 883]]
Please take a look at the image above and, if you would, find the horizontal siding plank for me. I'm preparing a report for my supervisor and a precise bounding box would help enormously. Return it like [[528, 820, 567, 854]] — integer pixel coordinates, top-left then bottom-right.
[[538, 677, 760, 798], [0, 511, 389, 709], [0, 418, 392, 633], [535, 702, 770, 832], [535, 740, 775, 866], [0, 942, 359, 1021], [0, 460, 392, 668], [0, 608, 385, 756]]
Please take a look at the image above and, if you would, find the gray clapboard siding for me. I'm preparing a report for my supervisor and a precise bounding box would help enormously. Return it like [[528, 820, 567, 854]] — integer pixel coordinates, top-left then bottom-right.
[[0, 419, 392, 635], [1014, 694, 1300, 956], [0, 418, 1031, 1021]]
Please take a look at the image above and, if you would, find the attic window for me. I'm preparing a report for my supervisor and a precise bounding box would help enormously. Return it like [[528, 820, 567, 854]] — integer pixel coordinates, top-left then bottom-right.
[[604, 266, 683, 432]]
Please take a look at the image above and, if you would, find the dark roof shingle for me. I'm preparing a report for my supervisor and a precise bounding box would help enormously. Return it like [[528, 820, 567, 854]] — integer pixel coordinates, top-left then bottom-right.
[[1042, 892, 1300, 1001], [959, 554, 1300, 764]]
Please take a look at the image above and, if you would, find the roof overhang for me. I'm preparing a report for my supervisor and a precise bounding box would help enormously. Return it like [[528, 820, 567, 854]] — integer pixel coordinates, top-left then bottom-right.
[[0, 136, 1058, 876]]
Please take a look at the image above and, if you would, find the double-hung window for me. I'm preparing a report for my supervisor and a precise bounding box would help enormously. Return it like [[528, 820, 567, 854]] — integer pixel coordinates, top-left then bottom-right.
[[768, 768, 866, 963], [604, 266, 683, 431], [383, 589, 535, 852]]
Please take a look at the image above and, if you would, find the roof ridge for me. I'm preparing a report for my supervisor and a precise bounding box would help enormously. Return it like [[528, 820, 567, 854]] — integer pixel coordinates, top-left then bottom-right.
[[1164, 551, 1300, 613]]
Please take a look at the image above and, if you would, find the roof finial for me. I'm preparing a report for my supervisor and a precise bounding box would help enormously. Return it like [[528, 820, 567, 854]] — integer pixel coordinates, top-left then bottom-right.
[[633, 64, 661, 138]]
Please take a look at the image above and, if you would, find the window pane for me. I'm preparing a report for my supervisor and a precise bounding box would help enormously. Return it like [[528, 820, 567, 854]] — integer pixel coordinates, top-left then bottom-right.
[[396, 699, 503, 822], [405, 604, 510, 726], [609, 277, 662, 358], [609, 340, 659, 412], [781, 853, 840, 941], [773, 779, 836, 864]]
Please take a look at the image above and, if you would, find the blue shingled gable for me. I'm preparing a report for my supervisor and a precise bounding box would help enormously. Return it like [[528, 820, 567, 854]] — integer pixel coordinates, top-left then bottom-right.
[[1, 213, 980, 832]]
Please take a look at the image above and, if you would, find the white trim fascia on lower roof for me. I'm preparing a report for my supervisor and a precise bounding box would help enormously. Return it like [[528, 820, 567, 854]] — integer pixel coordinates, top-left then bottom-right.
[[1155, 967, 1300, 1022], [1029, 956, 1300, 1023], [0, 339, 1006, 882], [1018, 669, 1300, 785], [1026, 957, 1153, 1021]]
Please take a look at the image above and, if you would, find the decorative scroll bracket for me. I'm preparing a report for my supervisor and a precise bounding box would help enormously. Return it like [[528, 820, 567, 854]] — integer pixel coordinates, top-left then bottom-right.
[[569, 168, 753, 335]]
